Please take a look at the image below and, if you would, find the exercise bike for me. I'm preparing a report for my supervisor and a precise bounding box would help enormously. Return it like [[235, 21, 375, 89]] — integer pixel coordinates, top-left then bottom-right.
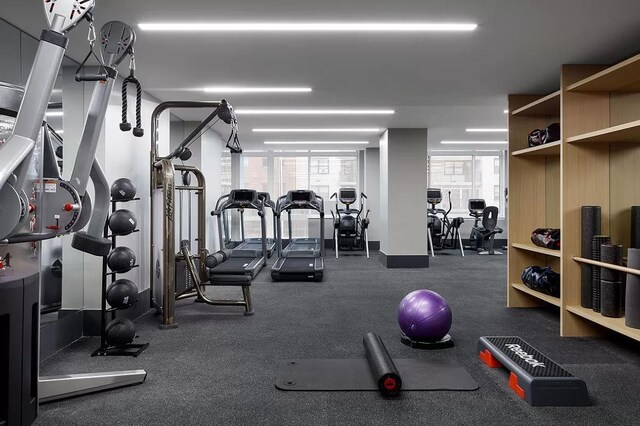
[[466, 199, 486, 251], [330, 188, 370, 258], [426, 188, 464, 257]]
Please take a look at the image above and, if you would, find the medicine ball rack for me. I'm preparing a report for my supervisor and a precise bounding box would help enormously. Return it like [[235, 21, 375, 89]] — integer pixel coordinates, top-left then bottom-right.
[[92, 196, 149, 357]]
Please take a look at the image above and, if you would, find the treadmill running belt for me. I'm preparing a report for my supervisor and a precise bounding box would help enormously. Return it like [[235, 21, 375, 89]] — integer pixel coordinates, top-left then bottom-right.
[[282, 257, 316, 273], [241, 241, 272, 251], [210, 257, 252, 275]]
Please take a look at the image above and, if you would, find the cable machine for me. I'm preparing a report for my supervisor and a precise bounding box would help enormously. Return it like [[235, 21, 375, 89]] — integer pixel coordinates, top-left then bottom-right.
[[150, 100, 243, 328]]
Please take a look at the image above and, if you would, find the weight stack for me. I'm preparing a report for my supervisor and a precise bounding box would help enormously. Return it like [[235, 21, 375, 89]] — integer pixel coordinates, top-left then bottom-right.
[[626, 248, 640, 329], [591, 235, 611, 313], [600, 244, 624, 318], [632, 207, 640, 249], [581, 207, 601, 308]]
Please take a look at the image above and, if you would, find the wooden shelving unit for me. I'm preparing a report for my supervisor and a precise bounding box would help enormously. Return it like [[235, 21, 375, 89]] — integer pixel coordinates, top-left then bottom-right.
[[508, 55, 640, 341], [512, 242, 561, 258], [511, 90, 561, 117], [566, 306, 640, 340], [573, 257, 640, 276], [512, 283, 561, 307], [512, 141, 561, 157], [566, 120, 640, 144], [567, 52, 640, 92], [508, 93, 562, 310]]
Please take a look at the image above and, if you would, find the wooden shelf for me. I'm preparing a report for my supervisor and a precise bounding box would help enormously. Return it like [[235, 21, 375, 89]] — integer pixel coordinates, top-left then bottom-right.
[[566, 120, 640, 144], [511, 283, 561, 307], [566, 305, 640, 341], [511, 91, 561, 116], [567, 53, 640, 92], [509, 57, 640, 342], [572, 257, 640, 277], [512, 141, 561, 157], [511, 243, 561, 258]]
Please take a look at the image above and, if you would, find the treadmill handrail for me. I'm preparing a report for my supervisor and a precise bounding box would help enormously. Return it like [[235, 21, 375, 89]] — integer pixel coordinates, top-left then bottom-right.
[[273, 193, 325, 258]]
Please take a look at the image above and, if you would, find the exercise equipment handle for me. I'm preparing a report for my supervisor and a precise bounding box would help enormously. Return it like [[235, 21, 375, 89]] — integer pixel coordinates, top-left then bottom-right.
[[75, 73, 108, 82], [363, 332, 402, 397]]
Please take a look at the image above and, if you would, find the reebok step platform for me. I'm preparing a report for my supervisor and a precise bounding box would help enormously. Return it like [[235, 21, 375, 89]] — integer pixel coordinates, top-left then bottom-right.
[[478, 336, 590, 406]]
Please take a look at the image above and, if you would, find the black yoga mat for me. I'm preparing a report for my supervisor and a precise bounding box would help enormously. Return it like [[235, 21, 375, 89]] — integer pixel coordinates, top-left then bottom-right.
[[275, 358, 479, 392], [581, 207, 601, 308]]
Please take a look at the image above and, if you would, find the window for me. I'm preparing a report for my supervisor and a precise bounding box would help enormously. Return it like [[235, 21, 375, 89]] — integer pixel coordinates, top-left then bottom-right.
[[225, 153, 360, 239], [340, 159, 354, 177], [310, 185, 331, 199], [310, 158, 330, 174], [444, 161, 466, 175], [474, 155, 502, 211], [274, 157, 311, 238], [242, 157, 269, 192], [241, 157, 270, 237], [428, 154, 504, 216]]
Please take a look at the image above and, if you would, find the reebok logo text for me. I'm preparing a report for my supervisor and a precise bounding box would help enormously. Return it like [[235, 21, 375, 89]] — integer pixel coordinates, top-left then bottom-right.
[[504, 344, 546, 368]]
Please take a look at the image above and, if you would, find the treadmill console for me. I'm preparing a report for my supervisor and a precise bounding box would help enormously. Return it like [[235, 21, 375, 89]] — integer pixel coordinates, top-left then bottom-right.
[[288, 190, 315, 206], [230, 189, 258, 207]]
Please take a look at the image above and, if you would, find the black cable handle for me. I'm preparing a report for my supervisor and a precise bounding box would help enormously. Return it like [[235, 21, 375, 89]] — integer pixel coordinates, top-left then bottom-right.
[[120, 74, 144, 137]]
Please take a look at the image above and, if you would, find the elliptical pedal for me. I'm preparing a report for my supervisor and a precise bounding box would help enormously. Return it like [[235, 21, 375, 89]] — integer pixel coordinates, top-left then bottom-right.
[[478, 336, 590, 406]]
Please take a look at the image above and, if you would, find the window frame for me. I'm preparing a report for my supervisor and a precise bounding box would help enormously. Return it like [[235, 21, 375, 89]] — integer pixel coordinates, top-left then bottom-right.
[[428, 151, 506, 218]]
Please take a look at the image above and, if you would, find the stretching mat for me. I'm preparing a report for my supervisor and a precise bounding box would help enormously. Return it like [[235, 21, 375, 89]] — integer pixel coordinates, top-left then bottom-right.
[[275, 358, 479, 391]]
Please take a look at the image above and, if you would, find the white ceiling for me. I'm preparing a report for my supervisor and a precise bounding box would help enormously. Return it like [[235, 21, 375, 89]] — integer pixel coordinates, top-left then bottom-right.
[[3, 0, 640, 150]]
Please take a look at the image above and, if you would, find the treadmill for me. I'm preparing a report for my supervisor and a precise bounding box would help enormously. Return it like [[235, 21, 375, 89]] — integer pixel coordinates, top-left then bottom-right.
[[271, 190, 325, 282], [210, 189, 268, 283], [232, 192, 277, 257]]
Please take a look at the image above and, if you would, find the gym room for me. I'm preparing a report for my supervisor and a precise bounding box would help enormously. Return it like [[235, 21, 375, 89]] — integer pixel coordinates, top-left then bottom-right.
[[1, 0, 640, 424]]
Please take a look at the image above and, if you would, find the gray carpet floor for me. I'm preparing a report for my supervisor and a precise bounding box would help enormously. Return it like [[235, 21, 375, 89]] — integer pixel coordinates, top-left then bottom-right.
[[38, 252, 640, 425]]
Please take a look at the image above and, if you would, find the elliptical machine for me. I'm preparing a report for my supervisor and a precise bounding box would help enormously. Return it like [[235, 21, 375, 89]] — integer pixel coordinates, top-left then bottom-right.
[[426, 188, 465, 257], [330, 188, 370, 258]]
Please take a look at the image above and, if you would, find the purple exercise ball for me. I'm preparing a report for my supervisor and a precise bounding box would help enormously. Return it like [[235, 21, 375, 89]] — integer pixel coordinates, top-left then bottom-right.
[[397, 290, 452, 342]]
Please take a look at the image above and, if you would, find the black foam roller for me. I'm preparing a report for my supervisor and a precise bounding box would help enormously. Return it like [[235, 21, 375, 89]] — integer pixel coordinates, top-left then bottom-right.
[[363, 332, 402, 397], [581, 206, 601, 308], [626, 248, 640, 329], [592, 235, 611, 313], [632, 207, 640, 249], [601, 280, 624, 318], [601, 244, 623, 282]]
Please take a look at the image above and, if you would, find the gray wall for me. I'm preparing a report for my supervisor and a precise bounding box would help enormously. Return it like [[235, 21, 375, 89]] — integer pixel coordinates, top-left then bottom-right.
[[364, 148, 380, 241], [380, 129, 429, 256], [0, 19, 38, 86]]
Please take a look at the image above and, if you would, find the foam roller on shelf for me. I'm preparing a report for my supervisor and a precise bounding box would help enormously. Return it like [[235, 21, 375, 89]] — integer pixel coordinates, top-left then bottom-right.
[[581, 206, 601, 308], [626, 248, 640, 329], [591, 235, 611, 313]]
